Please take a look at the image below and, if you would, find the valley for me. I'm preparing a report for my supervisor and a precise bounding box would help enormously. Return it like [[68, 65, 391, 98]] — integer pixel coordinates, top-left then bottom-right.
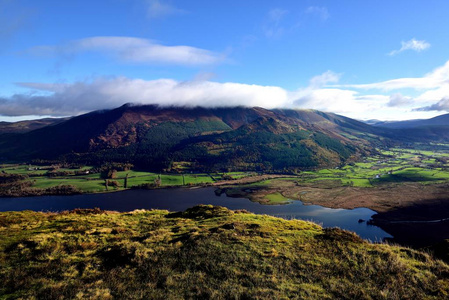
[[1, 106, 449, 299], [2, 144, 449, 248], [1, 105, 449, 292], [2, 146, 448, 206], [4, 3, 449, 298]]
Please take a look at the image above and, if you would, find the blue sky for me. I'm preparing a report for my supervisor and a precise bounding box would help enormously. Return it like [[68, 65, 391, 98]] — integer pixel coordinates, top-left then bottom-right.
[[2, 0, 449, 121]]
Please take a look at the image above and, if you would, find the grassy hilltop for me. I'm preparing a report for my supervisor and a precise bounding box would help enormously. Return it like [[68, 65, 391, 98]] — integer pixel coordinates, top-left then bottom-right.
[[1, 205, 448, 299]]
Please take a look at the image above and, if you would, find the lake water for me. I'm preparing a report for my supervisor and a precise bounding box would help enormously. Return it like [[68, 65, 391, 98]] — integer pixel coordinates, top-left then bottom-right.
[[0, 187, 392, 242]]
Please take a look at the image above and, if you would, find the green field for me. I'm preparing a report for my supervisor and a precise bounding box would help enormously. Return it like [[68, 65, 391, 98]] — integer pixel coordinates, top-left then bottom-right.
[[264, 192, 292, 204], [2, 147, 449, 196], [289, 147, 449, 187], [0, 164, 256, 195]]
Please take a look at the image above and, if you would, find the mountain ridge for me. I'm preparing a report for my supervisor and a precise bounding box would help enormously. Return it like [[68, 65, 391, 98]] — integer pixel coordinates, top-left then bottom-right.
[[367, 113, 449, 129], [0, 105, 380, 171], [2, 104, 449, 171]]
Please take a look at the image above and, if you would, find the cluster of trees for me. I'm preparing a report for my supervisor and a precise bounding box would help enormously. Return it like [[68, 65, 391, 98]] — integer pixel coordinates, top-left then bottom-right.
[[0, 173, 28, 184], [43, 119, 359, 174], [0, 174, 34, 196], [0, 172, 81, 197]]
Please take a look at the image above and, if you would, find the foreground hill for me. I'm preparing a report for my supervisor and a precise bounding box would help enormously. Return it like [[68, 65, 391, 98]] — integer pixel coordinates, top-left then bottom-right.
[[0, 105, 384, 171], [0, 205, 448, 299]]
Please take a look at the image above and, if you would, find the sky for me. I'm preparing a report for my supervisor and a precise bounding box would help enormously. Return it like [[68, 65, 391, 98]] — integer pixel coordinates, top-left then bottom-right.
[[2, 0, 449, 122]]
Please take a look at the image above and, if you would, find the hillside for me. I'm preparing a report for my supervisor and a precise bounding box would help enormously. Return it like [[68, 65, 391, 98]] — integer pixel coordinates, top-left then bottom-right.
[[0, 105, 382, 172], [0, 205, 448, 299]]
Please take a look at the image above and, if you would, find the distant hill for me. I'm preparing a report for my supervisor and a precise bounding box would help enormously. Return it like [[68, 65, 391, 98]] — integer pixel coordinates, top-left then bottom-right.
[[370, 113, 449, 129], [0, 104, 384, 172], [0, 117, 69, 134], [368, 113, 449, 142]]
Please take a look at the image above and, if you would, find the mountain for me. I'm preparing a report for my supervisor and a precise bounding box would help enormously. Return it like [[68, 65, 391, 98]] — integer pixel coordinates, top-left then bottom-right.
[[368, 113, 449, 142], [372, 113, 449, 129], [0, 117, 69, 134], [0, 104, 385, 172]]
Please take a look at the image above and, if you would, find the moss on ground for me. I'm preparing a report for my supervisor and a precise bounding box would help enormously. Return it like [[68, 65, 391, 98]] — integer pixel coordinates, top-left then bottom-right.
[[1, 205, 448, 299]]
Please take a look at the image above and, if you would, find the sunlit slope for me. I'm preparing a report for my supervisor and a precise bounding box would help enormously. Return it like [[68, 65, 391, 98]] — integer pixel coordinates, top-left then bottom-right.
[[1, 205, 448, 299]]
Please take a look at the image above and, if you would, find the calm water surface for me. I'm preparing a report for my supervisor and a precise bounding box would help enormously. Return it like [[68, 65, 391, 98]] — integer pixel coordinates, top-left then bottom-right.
[[0, 187, 392, 241]]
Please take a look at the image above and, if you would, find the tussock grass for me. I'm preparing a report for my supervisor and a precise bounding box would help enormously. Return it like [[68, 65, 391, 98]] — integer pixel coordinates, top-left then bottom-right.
[[1, 205, 448, 299]]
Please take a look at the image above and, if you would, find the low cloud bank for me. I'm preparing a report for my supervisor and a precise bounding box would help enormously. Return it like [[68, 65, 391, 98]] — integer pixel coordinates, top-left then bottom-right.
[[414, 98, 449, 112], [3, 62, 449, 121], [1, 78, 290, 116]]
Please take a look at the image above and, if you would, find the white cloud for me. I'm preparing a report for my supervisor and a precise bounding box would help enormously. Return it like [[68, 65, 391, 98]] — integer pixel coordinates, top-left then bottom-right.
[[305, 6, 329, 21], [0, 78, 290, 116], [268, 8, 288, 23], [3, 65, 449, 121], [263, 8, 288, 38], [323, 60, 449, 118], [335, 60, 449, 91], [308, 70, 341, 88], [292, 87, 392, 117], [146, 0, 186, 19], [28, 36, 225, 66], [414, 98, 449, 112], [415, 85, 449, 103], [387, 93, 414, 107], [389, 38, 430, 56]]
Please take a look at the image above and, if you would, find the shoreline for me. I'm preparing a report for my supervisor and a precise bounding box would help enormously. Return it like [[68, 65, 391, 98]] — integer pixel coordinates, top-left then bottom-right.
[[0, 174, 296, 198], [2, 177, 448, 248]]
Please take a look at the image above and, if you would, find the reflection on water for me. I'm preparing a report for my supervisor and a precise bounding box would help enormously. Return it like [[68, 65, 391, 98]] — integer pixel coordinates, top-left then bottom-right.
[[0, 187, 392, 242]]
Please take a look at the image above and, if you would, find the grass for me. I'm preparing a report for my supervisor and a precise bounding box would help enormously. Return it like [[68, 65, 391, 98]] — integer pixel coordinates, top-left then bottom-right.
[[347, 178, 373, 187], [31, 178, 107, 193], [0, 205, 448, 299], [298, 147, 449, 187], [0, 165, 249, 196], [263, 192, 292, 204]]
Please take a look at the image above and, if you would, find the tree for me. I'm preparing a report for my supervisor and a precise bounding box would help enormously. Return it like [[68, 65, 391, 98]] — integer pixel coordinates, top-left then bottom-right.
[[124, 173, 129, 188], [154, 175, 162, 187]]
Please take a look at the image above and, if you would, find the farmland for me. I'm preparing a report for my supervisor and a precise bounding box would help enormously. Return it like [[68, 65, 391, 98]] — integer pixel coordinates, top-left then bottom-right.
[[217, 147, 449, 205], [1, 147, 449, 200], [0, 163, 257, 196]]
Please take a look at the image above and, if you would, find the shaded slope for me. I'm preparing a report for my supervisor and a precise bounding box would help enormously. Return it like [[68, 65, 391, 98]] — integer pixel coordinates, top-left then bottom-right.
[[0, 108, 127, 160], [370, 113, 449, 142]]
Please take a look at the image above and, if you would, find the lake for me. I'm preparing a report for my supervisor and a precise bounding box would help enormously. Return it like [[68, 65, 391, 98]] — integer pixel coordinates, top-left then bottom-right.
[[0, 187, 392, 242]]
